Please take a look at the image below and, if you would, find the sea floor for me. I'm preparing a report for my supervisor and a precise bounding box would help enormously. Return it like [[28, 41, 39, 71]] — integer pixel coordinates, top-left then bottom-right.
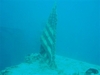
[[0, 53, 100, 75]]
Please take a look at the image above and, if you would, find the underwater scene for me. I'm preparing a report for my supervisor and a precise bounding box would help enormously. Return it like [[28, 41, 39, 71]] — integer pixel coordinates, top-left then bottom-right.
[[0, 0, 100, 75]]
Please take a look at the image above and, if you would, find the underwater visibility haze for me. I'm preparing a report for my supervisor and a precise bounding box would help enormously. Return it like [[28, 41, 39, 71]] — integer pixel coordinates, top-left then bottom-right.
[[0, 0, 100, 71]]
